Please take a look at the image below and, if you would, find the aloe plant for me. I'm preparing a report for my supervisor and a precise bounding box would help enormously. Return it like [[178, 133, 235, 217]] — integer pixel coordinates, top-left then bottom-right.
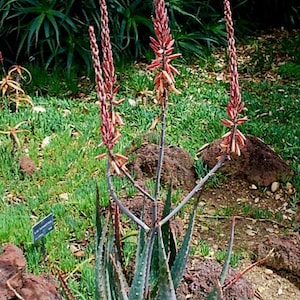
[[90, 0, 250, 299]]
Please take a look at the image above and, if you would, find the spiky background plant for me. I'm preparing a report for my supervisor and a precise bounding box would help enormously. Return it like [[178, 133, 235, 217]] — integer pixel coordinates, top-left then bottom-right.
[[89, 0, 249, 299]]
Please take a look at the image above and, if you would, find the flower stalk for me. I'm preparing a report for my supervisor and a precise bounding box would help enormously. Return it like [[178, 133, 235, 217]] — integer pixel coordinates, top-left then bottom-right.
[[89, 20, 126, 175], [147, 0, 181, 225], [221, 0, 247, 156]]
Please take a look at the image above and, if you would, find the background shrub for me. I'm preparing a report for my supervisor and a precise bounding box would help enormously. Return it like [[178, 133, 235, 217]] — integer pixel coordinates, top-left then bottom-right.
[[0, 0, 299, 73]]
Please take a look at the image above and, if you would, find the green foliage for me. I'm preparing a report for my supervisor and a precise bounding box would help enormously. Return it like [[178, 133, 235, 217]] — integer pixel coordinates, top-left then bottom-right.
[[0, 0, 99, 72], [198, 240, 211, 257], [108, 0, 153, 59], [0, 0, 254, 71], [279, 62, 300, 80]]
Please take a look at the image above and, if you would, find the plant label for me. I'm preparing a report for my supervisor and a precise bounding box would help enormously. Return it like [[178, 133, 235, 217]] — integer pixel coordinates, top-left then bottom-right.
[[32, 213, 54, 243]]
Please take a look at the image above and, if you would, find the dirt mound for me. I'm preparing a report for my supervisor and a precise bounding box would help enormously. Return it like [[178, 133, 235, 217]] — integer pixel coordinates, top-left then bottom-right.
[[256, 234, 300, 277], [0, 244, 62, 300], [198, 135, 293, 186], [128, 143, 197, 191], [178, 259, 254, 300]]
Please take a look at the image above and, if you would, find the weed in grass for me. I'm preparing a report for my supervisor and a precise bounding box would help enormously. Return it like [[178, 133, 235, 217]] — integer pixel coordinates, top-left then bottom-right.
[[199, 240, 211, 257], [125, 184, 137, 198], [252, 208, 273, 220], [194, 158, 227, 188], [289, 194, 300, 212], [216, 206, 235, 217], [215, 249, 242, 268], [275, 211, 284, 223], [242, 204, 274, 220], [242, 204, 252, 215]]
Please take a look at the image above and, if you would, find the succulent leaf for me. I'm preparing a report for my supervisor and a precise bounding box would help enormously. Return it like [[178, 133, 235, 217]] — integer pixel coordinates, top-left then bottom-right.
[[157, 228, 177, 300], [171, 201, 198, 289], [206, 217, 236, 299], [95, 187, 110, 299], [161, 183, 172, 255], [128, 227, 150, 300], [220, 217, 236, 285]]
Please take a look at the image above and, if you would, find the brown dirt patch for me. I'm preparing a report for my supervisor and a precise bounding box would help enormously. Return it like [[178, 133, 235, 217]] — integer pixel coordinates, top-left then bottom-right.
[[128, 143, 197, 191], [198, 135, 293, 186], [0, 244, 62, 300]]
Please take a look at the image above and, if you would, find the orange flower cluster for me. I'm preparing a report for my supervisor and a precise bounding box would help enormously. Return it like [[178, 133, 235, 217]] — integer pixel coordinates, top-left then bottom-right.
[[221, 0, 248, 156], [147, 0, 181, 102]]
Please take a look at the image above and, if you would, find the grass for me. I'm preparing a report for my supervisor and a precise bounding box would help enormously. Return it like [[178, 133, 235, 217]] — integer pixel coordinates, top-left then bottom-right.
[[1, 48, 300, 298]]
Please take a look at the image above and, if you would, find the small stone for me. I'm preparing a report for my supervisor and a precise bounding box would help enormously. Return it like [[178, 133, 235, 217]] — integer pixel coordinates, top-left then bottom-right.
[[286, 182, 293, 190], [41, 136, 51, 149], [275, 194, 281, 200], [271, 182, 280, 192], [288, 188, 296, 195], [59, 193, 69, 200], [246, 229, 257, 236], [69, 244, 78, 253], [237, 198, 247, 203], [265, 268, 273, 275], [254, 197, 260, 203], [249, 184, 257, 190], [62, 109, 71, 116], [32, 105, 46, 113], [285, 208, 296, 214]]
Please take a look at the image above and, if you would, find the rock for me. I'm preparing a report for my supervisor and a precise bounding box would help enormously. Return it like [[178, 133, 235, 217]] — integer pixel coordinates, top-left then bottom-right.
[[0, 244, 62, 300], [275, 194, 281, 200], [256, 234, 300, 277], [179, 259, 254, 299], [285, 182, 296, 195], [271, 182, 280, 192], [249, 184, 257, 190], [198, 135, 293, 186], [264, 269, 273, 275]]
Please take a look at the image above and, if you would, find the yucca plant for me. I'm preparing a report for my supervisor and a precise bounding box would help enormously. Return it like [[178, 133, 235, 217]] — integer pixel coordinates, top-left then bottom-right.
[[89, 0, 250, 299]]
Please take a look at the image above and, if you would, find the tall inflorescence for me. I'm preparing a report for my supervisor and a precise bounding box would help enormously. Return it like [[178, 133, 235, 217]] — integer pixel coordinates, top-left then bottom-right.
[[147, 0, 181, 104], [221, 0, 248, 156], [99, 0, 121, 107], [89, 11, 126, 174]]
